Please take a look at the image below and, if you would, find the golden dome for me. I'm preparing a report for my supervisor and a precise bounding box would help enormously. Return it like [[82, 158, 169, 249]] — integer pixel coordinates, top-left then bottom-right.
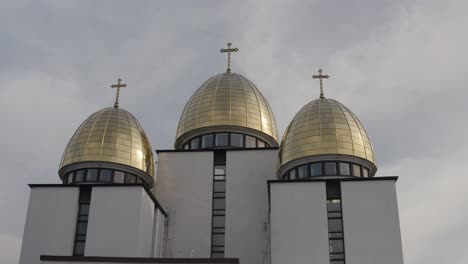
[[279, 97, 376, 171], [175, 72, 279, 148], [59, 107, 155, 178]]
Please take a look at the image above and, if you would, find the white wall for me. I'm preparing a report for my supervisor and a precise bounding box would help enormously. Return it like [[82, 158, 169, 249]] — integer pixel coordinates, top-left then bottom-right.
[[155, 151, 213, 258], [20, 187, 80, 264], [341, 180, 404, 264], [270, 182, 330, 264], [224, 149, 277, 264], [85, 186, 155, 257], [153, 209, 164, 257]]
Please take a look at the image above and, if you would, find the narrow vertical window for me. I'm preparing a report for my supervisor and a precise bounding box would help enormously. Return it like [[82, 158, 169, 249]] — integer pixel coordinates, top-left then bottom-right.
[[326, 181, 346, 264], [73, 187, 92, 256], [212, 151, 226, 258]]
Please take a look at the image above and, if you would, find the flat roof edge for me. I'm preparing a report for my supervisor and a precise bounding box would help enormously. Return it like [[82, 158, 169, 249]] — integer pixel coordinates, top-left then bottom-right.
[[268, 176, 399, 185], [28, 184, 167, 217], [156, 147, 279, 153], [40, 255, 240, 263]]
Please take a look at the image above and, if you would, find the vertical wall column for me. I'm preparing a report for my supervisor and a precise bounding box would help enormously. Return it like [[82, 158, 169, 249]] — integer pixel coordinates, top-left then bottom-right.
[[211, 151, 226, 257], [73, 187, 92, 256], [326, 181, 346, 264]]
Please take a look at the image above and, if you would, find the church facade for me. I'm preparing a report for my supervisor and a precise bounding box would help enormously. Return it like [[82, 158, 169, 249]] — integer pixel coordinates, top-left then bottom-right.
[[19, 44, 404, 264]]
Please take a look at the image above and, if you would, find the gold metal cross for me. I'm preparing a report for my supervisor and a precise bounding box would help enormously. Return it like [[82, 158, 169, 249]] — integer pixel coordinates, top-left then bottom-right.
[[220, 42, 239, 73], [312, 68, 329, 99], [110, 78, 127, 108]]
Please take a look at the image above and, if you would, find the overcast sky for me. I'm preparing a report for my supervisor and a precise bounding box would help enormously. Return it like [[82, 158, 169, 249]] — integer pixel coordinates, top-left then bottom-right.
[[1, 0, 467, 263]]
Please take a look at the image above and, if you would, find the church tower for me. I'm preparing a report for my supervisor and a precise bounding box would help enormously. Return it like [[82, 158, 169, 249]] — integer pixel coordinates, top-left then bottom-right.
[[20, 79, 167, 263], [155, 43, 279, 261], [269, 69, 403, 264]]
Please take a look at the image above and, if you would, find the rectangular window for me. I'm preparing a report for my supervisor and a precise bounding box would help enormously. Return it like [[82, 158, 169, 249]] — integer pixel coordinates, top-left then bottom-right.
[[86, 169, 98, 182], [328, 219, 343, 232], [330, 261, 345, 264], [245, 135, 256, 148], [190, 137, 200, 149], [230, 133, 243, 147], [213, 192, 225, 198], [78, 204, 90, 215], [100, 169, 112, 182], [114, 171, 125, 183], [183, 143, 189, 150], [289, 169, 297, 180], [73, 242, 85, 256], [311, 163, 322, 176], [75, 170, 85, 183], [201, 134, 214, 148], [67, 172, 74, 184], [329, 239, 344, 253], [124, 174, 136, 183], [298, 165, 308, 179], [213, 216, 225, 227], [325, 162, 337, 175], [329, 232, 343, 239], [213, 181, 226, 193], [328, 212, 342, 218], [339, 163, 350, 176], [211, 252, 224, 258], [257, 140, 266, 148], [213, 198, 226, 210], [327, 200, 342, 212], [352, 164, 361, 177], [215, 133, 228, 147], [212, 234, 225, 246], [362, 167, 369, 177], [214, 165, 226, 176]]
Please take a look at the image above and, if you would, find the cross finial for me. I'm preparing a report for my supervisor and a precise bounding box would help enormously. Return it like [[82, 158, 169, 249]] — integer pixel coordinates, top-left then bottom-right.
[[312, 68, 329, 99], [110, 78, 127, 108], [220, 42, 239, 73]]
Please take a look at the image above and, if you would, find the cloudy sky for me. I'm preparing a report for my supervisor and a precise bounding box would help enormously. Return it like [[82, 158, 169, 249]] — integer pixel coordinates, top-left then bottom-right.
[[1, 0, 467, 263]]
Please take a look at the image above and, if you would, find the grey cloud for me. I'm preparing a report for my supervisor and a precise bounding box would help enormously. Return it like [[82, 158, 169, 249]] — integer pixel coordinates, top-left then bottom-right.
[[1, 0, 467, 263]]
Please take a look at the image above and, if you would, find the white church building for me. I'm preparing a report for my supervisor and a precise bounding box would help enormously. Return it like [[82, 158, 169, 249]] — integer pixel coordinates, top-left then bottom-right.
[[19, 44, 404, 264]]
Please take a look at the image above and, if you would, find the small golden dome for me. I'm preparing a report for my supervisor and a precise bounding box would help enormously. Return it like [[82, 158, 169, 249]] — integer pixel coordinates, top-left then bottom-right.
[[279, 98, 376, 172], [175, 72, 279, 148], [59, 107, 155, 178]]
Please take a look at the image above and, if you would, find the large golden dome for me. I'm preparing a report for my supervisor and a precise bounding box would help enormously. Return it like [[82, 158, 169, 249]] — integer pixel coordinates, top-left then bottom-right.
[[175, 72, 279, 148], [279, 97, 376, 173], [59, 107, 155, 179]]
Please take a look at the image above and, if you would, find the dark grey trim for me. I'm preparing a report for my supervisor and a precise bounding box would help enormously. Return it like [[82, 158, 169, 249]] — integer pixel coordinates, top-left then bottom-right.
[[40, 255, 239, 263], [268, 176, 398, 185], [28, 184, 167, 217], [156, 147, 279, 153], [174, 125, 279, 149], [59, 161, 154, 188]]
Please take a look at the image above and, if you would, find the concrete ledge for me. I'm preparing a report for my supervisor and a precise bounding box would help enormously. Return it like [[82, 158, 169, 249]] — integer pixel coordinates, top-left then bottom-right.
[[40, 255, 240, 263]]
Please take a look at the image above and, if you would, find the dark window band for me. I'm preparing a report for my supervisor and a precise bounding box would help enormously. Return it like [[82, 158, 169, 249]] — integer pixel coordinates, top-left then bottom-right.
[[283, 161, 372, 180], [63, 169, 143, 186], [183, 132, 270, 150]]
